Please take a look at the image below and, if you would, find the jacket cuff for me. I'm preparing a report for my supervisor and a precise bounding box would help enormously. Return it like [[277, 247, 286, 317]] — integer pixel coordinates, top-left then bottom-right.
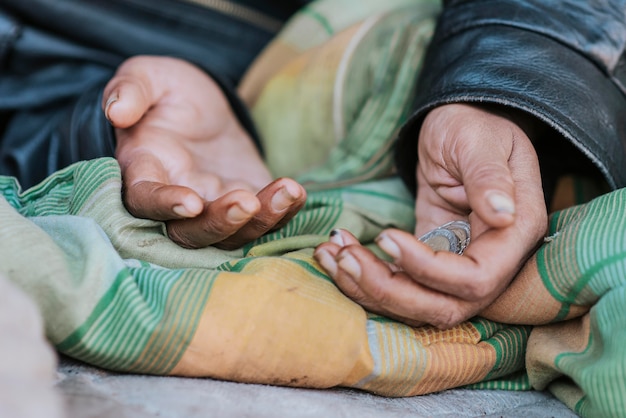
[[395, 25, 626, 195]]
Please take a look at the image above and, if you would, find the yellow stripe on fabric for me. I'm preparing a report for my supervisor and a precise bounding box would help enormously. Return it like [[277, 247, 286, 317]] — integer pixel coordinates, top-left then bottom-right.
[[170, 256, 369, 387], [353, 321, 502, 396], [220, 253, 334, 286], [353, 321, 428, 396], [416, 323, 496, 395], [482, 255, 589, 325], [238, 256, 349, 308]]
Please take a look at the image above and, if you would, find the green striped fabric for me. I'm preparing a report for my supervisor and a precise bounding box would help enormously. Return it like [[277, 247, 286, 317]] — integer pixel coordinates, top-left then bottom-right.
[[1, 152, 626, 417], [527, 188, 626, 417], [249, 0, 440, 189], [1, 0, 625, 414]]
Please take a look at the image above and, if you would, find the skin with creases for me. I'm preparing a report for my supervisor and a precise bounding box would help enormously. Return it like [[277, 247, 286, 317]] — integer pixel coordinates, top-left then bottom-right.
[[315, 104, 548, 329], [102, 56, 307, 250]]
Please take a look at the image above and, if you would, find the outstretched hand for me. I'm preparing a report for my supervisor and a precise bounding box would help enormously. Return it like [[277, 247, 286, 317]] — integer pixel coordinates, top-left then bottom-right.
[[315, 104, 547, 328], [103, 56, 306, 249]]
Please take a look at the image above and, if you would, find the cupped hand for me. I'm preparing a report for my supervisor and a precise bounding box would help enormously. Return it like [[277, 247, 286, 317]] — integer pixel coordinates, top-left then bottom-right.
[[103, 55, 306, 249], [315, 104, 547, 328]]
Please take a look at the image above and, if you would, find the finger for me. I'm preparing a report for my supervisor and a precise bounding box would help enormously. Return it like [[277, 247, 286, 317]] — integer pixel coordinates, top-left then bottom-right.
[[261, 178, 307, 231], [314, 229, 364, 275], [416, 104, 525, 231], [215, 178, 306, 250], [124, 181, 205, 220], [332, 244, 476, 328], [414, 164, 468, 237], [375, 227, 524, 302], [121, 154, 204, 220], [455, 137, 517, 229], [328, 228, 361, 248], [103, 72, 153, 129], [165, 190, 261, 249], [315, 247, 364, 296]]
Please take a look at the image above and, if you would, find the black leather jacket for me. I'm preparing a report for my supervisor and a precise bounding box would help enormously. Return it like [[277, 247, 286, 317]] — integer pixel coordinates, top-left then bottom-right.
[[0, 0, 308, 188], [3, 0, 626, 199], [395, 0, 626, 203]]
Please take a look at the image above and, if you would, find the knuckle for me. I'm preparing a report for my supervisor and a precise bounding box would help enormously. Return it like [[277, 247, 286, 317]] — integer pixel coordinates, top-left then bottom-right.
[[122, 189, 143, 217], [366, 279, 393, 305], [455, 271, 499, 300], [165, 225, 198, 249], [472, 163, 513, 187], [350, 291, 374, 307], [430, 307, 467, 330], [463, 280, 492, 300], [335, 280, 368, 304]]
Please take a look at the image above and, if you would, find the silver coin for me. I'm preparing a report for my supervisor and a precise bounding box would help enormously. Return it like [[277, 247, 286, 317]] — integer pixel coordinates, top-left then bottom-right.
[[418, 220, 470, 255]]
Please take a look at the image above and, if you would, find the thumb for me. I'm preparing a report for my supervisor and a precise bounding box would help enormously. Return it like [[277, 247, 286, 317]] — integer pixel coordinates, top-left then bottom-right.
[[102, 58, 156, 129], [460, 146, 517, 229]]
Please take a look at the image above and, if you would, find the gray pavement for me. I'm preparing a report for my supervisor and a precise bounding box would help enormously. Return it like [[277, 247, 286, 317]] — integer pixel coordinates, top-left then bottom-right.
[[56, 357, 579, 418]]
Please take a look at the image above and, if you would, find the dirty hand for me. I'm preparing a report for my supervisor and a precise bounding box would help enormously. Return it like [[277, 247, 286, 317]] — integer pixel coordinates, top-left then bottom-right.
[[103, 56, 306, 249], [315, 104, 547, 328]]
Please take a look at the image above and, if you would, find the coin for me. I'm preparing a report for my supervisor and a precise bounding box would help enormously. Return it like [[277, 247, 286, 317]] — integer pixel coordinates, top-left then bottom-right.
[[418, 220, 470, 255]]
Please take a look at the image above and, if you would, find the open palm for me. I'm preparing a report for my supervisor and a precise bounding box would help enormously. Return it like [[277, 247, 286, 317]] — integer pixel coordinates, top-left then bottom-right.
[[103, 56, 306, 249]]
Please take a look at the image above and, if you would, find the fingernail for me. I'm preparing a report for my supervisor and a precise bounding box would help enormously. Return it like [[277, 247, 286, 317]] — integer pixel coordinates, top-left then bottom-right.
[[487, 192, 515, 214], [173, 204, 192, 217], [329, 229, 345, 247], [104, 92, 118, 122], [226, 204, 250, 222], [271, 185, 297, 212], [375, 233, 401, 259], [338, 253, 361, 281], [315, 249, 337, 276]]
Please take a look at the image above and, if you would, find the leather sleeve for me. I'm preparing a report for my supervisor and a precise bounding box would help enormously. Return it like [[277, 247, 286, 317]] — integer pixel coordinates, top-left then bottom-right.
[[395, 0, 626, 199], [0, 1, 269, 189], [0, 9, 120, 188]]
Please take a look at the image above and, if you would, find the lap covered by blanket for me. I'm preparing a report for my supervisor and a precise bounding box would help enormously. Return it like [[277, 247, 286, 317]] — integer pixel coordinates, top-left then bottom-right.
[[1, 1, 625, 417]]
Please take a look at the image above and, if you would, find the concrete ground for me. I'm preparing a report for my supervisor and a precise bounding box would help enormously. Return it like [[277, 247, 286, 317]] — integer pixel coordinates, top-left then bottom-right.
[[56, 356, 579, 418]]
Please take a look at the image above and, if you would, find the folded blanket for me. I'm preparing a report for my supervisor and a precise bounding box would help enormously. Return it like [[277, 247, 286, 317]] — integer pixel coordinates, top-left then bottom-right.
[[240, 0, 439, 189], [1, 1, 625, 417], [3, 156, 625, 417], [0, 157, 524, 394]]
